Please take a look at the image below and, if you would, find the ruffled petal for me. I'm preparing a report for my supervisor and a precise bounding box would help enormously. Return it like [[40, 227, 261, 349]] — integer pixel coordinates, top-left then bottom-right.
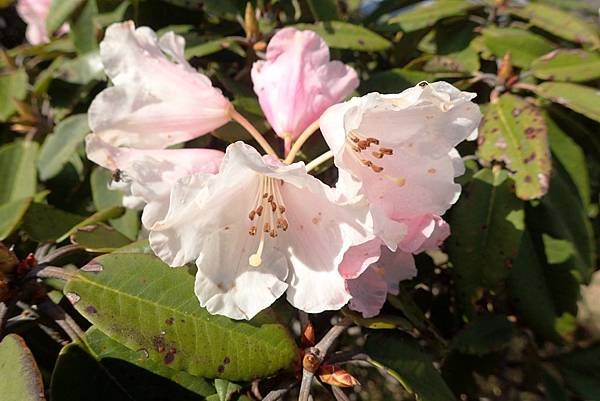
[[398, 214, 450, 254], [251, 27, 358, 139]]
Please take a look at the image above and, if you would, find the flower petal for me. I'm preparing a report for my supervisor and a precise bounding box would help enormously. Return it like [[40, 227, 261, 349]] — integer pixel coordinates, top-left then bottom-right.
[[251, 27, 358, 139], [398, 214, 450, 254]]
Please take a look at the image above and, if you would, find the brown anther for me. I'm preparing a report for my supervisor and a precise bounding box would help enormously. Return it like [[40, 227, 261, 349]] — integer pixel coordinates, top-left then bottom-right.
[[248, 226, 257, 236], [361, 159, 373, 167], [256, 205, 263, 216], [351, 145, 361, 153], [279, 205, 286, 213], [263, 193, 268, 199], [248, 210, 256, 221], [371, 164, 384, 173], [380, 147, 393, 155], [371, 151, 383, 159], [271, 202, 277, 212], [281, 219, 289, 231], [267, 194, 274, 202], [270, 229, 277, 238], [357, 140, 369, 150], [367, 137, 380, 145], [264, 222, 271, 232], [350, 136, 359, 143]]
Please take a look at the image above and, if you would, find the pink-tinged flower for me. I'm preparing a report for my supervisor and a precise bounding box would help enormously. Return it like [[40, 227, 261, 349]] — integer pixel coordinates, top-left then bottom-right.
[[251, 27, 358, 145], [321, 82, 481, 247], [340, 239, 416, 318], [398, 214, 450, 254], [89, 21, 232, 150], [146, 141, 373, 320], [85, 135, 224, 221], [16, 0, 69, 45]]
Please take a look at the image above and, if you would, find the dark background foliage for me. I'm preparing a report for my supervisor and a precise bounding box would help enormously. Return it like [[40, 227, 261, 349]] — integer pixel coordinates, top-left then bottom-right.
[[0, 0, 599, 400]]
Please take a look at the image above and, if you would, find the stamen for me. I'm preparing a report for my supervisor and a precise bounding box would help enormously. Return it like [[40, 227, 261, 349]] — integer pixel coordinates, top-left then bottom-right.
[[249, 226, 257, 236], [249, 210, 256, 220], [256, 205, 263, 216], [367, 137, 380, 145], [380, 147, 393, 155], [371, 164, 384, 173], [372, 151, 383, 159]]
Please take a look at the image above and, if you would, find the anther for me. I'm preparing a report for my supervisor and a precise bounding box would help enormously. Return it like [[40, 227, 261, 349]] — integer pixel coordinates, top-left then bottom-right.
[[249, 226, 257, 236], [270, 230, 277, 238], [372, 151, 383, 159], [263, 193, 268, 199], [351, 145, 361, 153], [380, 147, 393, 155], [367, 137, 380, 145], [279, 205, 286, 213], [264, 222, 271, 232], [371, 164, 384, 173], [350, 136, 359, 143], [267, 194, 274, 202], [361, 159, 373, 167], [357, 140, 369, 150], [248, 210, 256, 220], [271, 202, 277, 212], [256, 205, 263, 216]]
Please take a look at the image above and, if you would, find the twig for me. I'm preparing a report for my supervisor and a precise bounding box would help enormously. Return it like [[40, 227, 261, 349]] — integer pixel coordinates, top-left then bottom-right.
[[331, 386, 351, 401], [38, 300, 85, 343], [38, 244, 82, 265], [251, 379, 262, 400], [26, 266, 75, 281], [298, 317, 352, 401], [325, 350, 369, 365], [262, 383, 296, 401]]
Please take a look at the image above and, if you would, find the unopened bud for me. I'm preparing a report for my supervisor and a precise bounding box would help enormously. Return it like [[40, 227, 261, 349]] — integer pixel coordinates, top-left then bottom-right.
[[302, 351, 320, 373], [318, 364, 360, 388], [301, 321, 316, 347], [244, 2, 260, 42], [0, 243, 18, 274], [497, 52, 513, 84]]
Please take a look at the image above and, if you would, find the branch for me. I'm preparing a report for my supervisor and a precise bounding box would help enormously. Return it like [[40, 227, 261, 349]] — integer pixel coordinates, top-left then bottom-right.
[[38, 244, 82, 265], [38, 299, 85, 343], [26, 266, 75, 281]]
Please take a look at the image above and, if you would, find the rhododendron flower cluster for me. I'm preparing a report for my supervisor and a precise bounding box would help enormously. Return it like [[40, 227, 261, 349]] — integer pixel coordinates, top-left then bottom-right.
[[85, 21, 482, 320]]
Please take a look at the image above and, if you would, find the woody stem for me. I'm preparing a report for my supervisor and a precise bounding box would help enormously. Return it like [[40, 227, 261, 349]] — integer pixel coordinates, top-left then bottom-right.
[[284, 120, 321, 164], [230, 108, 278, 157]]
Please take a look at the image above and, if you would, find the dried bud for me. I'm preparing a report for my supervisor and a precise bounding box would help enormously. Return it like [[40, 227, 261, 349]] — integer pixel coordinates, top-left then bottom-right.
[[252, 41, 267, 52], [244, 2, 260, 42], [301, 321, 316, 347], [318, 364, 360, 388], [302, 351, 320, 373], [0, 243, 18, 274]]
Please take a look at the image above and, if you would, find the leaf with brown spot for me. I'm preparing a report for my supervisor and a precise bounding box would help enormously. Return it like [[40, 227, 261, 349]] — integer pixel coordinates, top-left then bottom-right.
[[478, 94, 551, 200], [0, 334, 46, 401]]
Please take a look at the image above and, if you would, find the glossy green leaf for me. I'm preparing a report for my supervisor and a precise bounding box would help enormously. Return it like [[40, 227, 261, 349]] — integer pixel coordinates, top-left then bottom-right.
[[366, 333, 456, 401], [63, 253, 299, 380], [85, 327, 216, 397], [293, 21, 391, 51], [478, 94, 551, 200], [546, 115, 590, 209], [532, 49, 600, 82], [70, 224, 132, 252], [90, 168, 139, 240], [555, 344, 600, 400], [214, 379, 242, 401], [50, 340, 210, 401], [22, 203, 84, 242], [47, 0, 85, 34], [37, 114, 89, 181], [421, 46, 480, 75], [387, 0, 478, 32], [537, 82, 600, 123], [306, 0, 340, 21], [0, 68, 28, 122], [479, 27, 555, 68], [359, 69, 432, 94], [185, 37, 243, 58], [0, 197, 32, 240], [0, 334, 45, 401], [450, 315, 514, 355], [447, 168, 525, 309], [57, 206, 125, 242], [68, 0, 99, 54], [0, 140, 39, 205], [509, 3, 600, 47]]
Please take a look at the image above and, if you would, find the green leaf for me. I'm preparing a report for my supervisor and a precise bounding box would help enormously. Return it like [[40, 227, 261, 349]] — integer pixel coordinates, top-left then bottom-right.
[[306, 0, 340, 21], [54, 52, 104, 84], [366, 333, 457, 401], [532, 49, 600, 82], [0, 197, 32, 240], [47, 0, 85, 35], [450, 315, 514, 355], [0, 140, 39, 205], [37, 114, 90, 181], [0, 334, 45, 401], [50, 340, 210, 401], [90, 168, 139, 240], [536, 82, 600, 123], [214, 379, 242, 401], [293, 21, 391, 51], [22, 203, 84, 242], [421, 46, 480, 75], [447, 168, 525, 309], [57, 206, 125, 242], [509, 3, 600, 47], [479, 27, 555, 68], [507, 232, 565, 343], [360, 69, 432, 94], [68, 0, 99, 54], [387, 0, 479, 32], [185, 37, 243, 58], [70, 224, 132, 252], [84, 327, 216, 397], [478, 94, 551, 200], [555, 344, 600, 399], [63, 253, 299, 380], [546, 115, 590, 209], [0, 68, 28, 122]]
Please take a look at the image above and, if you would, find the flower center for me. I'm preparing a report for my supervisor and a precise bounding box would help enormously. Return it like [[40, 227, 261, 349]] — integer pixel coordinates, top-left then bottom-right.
[[345, 129, 406, 187], [247, 176, 289, 267]]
